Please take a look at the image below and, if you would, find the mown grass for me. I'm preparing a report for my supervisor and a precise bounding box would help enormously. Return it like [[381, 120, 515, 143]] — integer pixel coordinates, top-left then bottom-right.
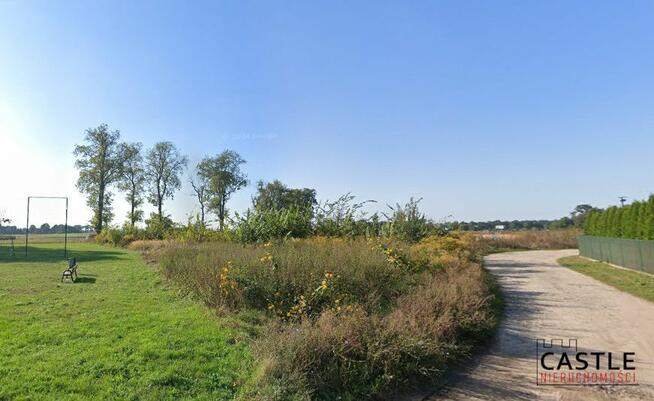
[[558, 256, 654, 303], [0, 242, 253, 401]]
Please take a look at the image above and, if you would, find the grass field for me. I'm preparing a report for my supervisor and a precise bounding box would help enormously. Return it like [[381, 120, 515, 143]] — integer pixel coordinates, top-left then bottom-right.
[[0, 232, 90, 246], [558, 256, 654, 303], [0, 242, 253, 401]]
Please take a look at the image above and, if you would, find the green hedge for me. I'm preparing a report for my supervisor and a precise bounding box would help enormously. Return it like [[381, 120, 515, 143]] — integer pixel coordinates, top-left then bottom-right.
[[585, 195, 654, 240]]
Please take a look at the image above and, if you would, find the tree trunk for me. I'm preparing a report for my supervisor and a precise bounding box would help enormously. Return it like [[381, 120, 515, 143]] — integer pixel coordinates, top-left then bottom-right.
[[130, 191, 136, 228], [97, 182, 105, 233], [219, 196, 226, 230], [157, 183, 163, 223]]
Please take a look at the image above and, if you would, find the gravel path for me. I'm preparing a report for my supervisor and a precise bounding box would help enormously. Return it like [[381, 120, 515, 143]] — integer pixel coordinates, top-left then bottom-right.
[[411, 250, 654, 401]]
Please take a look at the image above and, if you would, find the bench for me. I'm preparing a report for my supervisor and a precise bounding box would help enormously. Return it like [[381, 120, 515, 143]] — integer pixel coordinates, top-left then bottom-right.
[[61, 257, 78, 282]]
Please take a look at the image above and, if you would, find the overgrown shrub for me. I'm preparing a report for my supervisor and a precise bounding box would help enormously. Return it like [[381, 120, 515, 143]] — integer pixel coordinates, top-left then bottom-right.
[[382, 198, 432, 242], [239, 257, 496, 401], [156, 238, 412, 315], [233, 207, 313, 243], [95, 228, 126, 246], [146, 236, 498, 401]]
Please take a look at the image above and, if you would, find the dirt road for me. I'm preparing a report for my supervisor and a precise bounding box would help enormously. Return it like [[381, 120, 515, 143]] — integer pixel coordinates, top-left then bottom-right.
[[416, 250, 654, 401]]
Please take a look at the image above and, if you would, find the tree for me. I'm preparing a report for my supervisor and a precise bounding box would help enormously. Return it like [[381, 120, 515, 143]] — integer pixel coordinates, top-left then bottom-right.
[[620, 203, 635, 238], [190, 170, 210, 226], [254, 180, 317, 214], [550, 217, 573, 229], [73, 124, 125, 233], [646, 195, 654, 240], [118, 142, 146, 228], [633, 201, 645, 239], [197, 150, 248, 230], [571, 204, 595, 228], [584, 210, 598, 235], [145, 142, 188, 223]]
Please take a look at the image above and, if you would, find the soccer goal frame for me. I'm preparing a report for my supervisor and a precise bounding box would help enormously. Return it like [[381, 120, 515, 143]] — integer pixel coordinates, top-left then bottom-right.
[[25, 196, 69, 258]]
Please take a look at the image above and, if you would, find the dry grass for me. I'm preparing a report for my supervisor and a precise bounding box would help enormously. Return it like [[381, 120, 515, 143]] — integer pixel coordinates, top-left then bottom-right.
[[477, 228, 580, 250], [243, 258, 498, 401], [138, 235, 500, 401]]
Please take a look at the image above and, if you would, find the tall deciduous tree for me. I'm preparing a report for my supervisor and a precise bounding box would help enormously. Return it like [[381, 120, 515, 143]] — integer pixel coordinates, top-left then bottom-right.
[[118, 142, 146, 228], [254, 180, 317, 214], [145, 142, 188, 223], [73, 124, 124, 233], [197, 150, 248, 230], [190, 170, 210, 226], [571, 204, 595, 228]]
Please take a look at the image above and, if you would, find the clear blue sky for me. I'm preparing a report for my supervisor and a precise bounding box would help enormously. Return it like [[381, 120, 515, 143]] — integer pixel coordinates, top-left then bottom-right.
[[1, 1, 653, 226]]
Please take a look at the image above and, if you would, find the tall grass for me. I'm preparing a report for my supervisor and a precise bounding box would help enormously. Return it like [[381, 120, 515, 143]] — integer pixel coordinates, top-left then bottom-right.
[[133, 234, 499, 400], [150, 238, 413, 316], [478, 228, 580, 250]]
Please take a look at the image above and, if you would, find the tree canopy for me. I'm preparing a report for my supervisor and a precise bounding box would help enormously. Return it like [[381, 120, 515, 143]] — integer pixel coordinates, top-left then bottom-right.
[[73, 124, 125, 233], [197, 150, 248, 230], [145, 142, 188, 224], [118, 142, 146, 228], [254, 180, 317, 214]]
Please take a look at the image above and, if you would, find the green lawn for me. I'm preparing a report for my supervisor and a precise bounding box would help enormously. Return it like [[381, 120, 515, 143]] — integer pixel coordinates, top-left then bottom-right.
[[558, 256, 654, 303], [0, 243, 253, 401]]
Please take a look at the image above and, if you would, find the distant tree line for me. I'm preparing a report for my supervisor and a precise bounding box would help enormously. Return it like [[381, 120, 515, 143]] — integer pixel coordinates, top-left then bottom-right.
[[448, 219, 559, 231], [585, 195, 654, 240], [0, 224, 93, 235], [449, 204, 596, 231]]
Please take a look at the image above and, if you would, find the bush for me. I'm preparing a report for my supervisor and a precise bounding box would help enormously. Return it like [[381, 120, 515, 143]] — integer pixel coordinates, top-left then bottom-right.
[[382, 198, 432, 243], [95, 228, 124, 246], [233, 207, 313, 243]]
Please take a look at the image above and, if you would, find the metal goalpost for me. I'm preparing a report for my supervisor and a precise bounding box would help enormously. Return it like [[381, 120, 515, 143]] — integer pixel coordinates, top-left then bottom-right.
[[25, 196, 69, 258]]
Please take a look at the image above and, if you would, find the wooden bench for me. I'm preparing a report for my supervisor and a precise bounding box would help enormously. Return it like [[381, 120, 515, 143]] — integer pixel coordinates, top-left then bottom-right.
[[61, 257, 78, 282]]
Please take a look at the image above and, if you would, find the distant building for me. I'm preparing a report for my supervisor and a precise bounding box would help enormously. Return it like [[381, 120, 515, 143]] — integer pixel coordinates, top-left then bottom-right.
[[495, 225, 505, 230]]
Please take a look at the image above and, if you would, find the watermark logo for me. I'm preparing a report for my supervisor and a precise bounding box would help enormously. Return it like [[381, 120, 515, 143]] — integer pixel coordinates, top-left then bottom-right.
[[536, 339, 637, 386]]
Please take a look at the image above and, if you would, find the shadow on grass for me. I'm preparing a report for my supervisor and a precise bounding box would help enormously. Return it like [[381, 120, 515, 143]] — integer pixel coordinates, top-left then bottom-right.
[[0, 246, 124, 264], [73, 276, 97, 284]]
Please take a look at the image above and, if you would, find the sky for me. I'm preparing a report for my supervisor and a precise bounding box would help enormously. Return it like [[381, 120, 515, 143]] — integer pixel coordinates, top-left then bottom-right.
[[1, 0, 654, 227]]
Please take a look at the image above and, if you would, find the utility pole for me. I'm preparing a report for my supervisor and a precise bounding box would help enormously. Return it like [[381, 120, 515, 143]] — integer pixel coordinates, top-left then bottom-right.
[[619, 196, 627, 207]]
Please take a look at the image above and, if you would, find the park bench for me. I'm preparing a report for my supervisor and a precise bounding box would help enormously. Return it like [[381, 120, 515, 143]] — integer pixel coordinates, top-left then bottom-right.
[[61, 257, 78, 283]]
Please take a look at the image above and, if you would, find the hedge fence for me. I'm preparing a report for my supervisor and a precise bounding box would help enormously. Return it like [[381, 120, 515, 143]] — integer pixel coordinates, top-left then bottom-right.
[[584, 195, 654, 240]]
